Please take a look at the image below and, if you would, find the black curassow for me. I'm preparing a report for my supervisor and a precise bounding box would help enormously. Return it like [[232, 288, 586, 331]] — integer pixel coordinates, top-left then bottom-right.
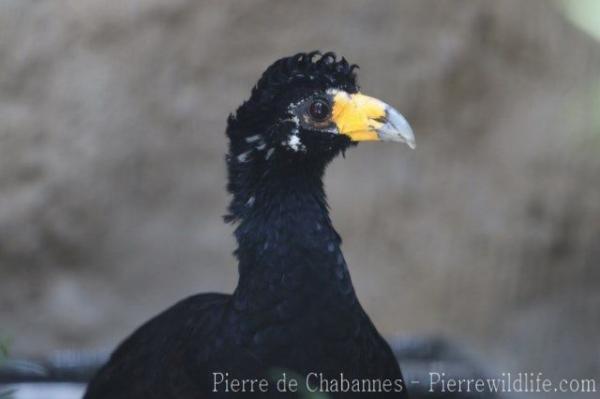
[[84, 52, 416, 399]]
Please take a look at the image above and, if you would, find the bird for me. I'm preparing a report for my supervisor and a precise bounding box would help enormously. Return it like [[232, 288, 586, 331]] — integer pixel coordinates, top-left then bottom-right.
[[84, 51, 415, 399]]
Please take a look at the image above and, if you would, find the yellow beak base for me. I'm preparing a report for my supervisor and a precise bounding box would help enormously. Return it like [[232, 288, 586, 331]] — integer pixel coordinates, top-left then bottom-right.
[[330, 91, 415, 148], [331, 92, 385, 141]]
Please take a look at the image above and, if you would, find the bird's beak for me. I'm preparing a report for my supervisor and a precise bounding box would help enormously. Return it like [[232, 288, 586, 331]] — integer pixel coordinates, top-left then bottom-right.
[[331, 91, 415, 149]]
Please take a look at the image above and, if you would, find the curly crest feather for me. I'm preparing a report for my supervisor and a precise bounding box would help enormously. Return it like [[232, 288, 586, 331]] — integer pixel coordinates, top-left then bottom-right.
[[252, 51, 358, 98], [231, 52, 359, 126]]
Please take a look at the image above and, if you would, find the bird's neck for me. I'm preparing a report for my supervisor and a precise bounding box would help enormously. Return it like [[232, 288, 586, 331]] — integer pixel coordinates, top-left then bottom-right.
[[231, 163, 358, 312]]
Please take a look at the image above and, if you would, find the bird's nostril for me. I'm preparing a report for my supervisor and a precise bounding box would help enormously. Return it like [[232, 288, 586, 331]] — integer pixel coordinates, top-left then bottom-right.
[[372, 115, 388, 124]]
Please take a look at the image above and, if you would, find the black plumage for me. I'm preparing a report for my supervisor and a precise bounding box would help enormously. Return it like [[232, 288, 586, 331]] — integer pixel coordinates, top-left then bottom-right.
[[84, 52, 410, 398]]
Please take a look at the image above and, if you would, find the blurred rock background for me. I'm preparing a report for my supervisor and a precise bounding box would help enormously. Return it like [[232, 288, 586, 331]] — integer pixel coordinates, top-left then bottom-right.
[[1, 0, 599, 395]]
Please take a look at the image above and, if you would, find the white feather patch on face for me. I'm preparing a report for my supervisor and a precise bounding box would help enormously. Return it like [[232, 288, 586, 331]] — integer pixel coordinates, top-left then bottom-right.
[[287, 117, 306, 152], [237, 151, 250, 162], [265, 148, 275, 160], [287, 134, 303, 151], [245, 134, 262, 143], [288, 100, 303, 112]]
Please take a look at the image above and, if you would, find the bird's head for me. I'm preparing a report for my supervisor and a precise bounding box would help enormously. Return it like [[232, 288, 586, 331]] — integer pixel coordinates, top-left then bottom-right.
[[225, 52, 414, 221], [227, 51, 414, 163]]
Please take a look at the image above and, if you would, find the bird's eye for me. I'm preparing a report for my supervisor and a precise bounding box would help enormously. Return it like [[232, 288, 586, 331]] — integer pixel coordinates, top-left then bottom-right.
[[309, 100, 331, 121]]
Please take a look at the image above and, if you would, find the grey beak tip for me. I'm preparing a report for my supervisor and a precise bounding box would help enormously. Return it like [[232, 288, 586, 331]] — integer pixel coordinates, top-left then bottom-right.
[[382, 105, 415, 149]]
